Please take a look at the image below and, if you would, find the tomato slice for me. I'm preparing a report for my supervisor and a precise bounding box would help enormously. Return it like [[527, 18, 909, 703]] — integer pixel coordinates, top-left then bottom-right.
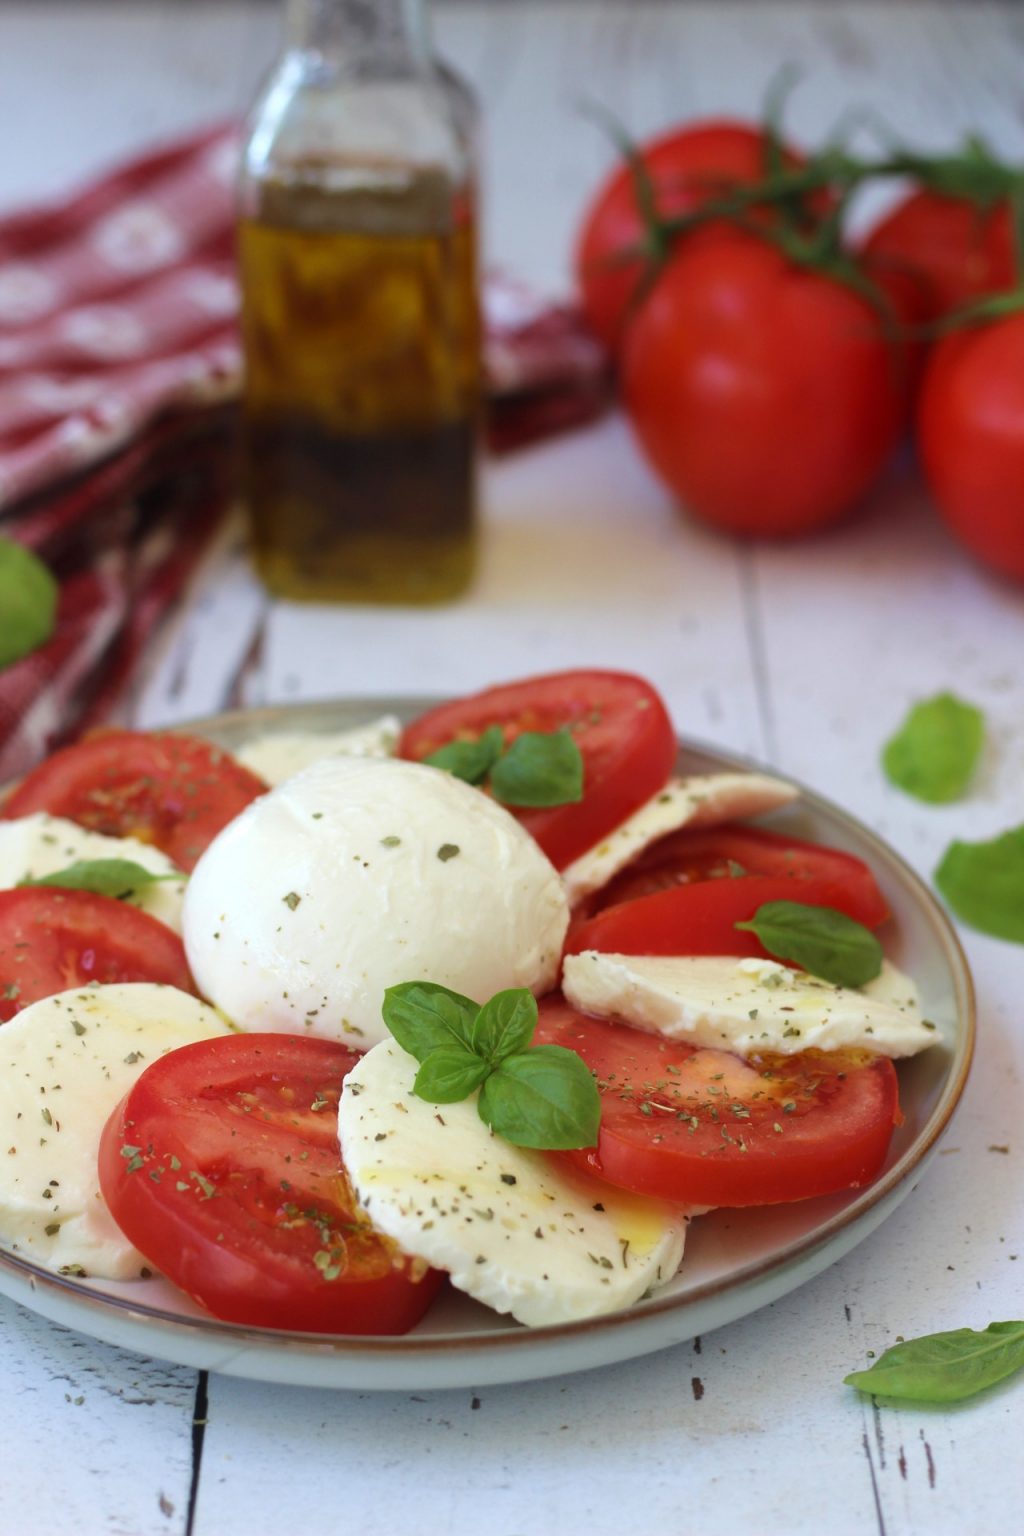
[[590, 823, 890, 927], [98, 1034, 443, 1334], [399, 670, 677, 869], [0, 887, 195, 1021], [3, 731, 267, 873], [565, 873, 881, 960], [536, 997, 900, 1206]]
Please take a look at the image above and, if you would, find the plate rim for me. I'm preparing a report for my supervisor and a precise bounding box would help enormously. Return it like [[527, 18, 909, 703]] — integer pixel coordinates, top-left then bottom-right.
[[0, 696, 975, 1378]]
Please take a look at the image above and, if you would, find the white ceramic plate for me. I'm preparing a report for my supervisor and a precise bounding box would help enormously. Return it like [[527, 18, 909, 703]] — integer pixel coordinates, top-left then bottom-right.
[[0, 699, 974, 1391]]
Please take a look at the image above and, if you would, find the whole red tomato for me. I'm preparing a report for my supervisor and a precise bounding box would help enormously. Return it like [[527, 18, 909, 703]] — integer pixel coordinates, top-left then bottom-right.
[[621, 228, 908, 537], [575, 119, 808, 353], [861, 190, 1013, 323], [918, 311, 1024, 580]]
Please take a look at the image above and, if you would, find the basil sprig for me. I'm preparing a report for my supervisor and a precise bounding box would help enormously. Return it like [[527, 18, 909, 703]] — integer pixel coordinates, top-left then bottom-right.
[[845, 1321, 1024, 1404], [20, 859, 184, 901], [0, 537, 58, 670], [882, 692, 985, 804], [735, 900, 883, 988], [935, 824, 1024, 944], [381, 981, 600, 1150], [425, 727, 583, 809]]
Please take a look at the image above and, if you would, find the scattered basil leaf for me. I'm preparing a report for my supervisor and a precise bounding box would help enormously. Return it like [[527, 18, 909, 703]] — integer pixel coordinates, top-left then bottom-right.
[[471, 988, 537, 1065], [0, 538, 58, 670], [735, 900, 883, 988], [20, 859, 183, 900], [935, 825, 1024, 944], [424, 726, 504, 786], [477, 1046, 601, 1150], [489, 729, 584, 808], [845, 1321, 1024, 1404], [381, 982, 478, 1061], [413, 1046, 490, 1104], [882, 692, 985, 804]]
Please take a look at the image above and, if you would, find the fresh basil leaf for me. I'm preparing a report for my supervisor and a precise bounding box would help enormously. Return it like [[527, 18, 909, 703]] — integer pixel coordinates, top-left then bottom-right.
[[470, 988, 537, 1065], [20, 859, 183, 899], [735, 900, 883, 988], [477, 1045, 600, 1150], [381, 981, 479, 1062], [882, 692, 985, 804], [413, 1046, 490, 1104], [424, 726, 504, 786], [0, 538, 58, 670], [935, 824, 1024, 945], [489, 729, 584, 809], [845, 1321, 1024, 1403]]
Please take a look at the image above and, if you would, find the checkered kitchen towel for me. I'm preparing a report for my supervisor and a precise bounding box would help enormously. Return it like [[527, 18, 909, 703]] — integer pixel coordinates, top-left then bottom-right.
[[0, 122, 608, 782]]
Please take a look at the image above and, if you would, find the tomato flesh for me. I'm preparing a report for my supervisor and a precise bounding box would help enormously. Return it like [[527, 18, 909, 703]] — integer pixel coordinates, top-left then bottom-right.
[[537, 997, 900, 1206], [98, 1034, 442, 1334], [399, 669, 677, 869], [0, 887, 195, 1021], [587, 823, 890, 927], [4, 731, 267, 873]]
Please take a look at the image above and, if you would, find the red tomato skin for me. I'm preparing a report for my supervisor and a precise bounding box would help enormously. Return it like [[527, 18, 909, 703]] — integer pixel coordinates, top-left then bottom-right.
[[622, 229, 906, 537], [98, 1034, 442, 1335], [565, 872, 884, 961], [0, 887, 195, 1021], [861, 191, 1013, 323], [918, 313, 1024, 582], [575, 120, 805, 353], [537, 997, 900, 1207], [399, 670, 677, 870], [3, 731, 266, 873], [587, 823, 890, 928]]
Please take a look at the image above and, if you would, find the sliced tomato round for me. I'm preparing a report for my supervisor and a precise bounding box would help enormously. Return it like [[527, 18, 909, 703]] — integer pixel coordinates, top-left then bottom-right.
[[3, 731, 266, 873], [565, 872, 882, 960], [98, 1034, 443, 1334], [399, 670, 677, 869], [589, 823, 890, 927], [0, 887, 195, 1021], [536, 997, 900, 1206]]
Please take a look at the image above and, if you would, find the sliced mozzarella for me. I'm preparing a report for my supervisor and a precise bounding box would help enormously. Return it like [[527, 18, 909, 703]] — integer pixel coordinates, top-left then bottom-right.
[[338, 1039, 691, 1328], [562, 951, 936, 1059], [562, 772, 799, 904], [185, 755, 568, 1049], [0, 813, 186, 932], [236, 717, 400, 786], [0, 984, 231, 1279]]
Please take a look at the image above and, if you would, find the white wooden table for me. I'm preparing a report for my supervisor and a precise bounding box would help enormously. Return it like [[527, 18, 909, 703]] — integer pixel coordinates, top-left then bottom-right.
[[3, 4, 1024, 1533]]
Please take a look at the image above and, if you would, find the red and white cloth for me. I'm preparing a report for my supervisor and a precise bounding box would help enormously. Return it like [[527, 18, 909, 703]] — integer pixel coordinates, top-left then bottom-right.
[[0, 122, 608, 782]]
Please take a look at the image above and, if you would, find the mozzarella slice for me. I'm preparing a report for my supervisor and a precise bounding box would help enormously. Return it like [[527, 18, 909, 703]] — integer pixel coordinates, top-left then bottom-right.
[[338, 1039, 691, 1328], [236, 717, 400, 786], [0, 813, 186, 932], [562, 951, 936, 1059], [562, 773, 799, 904], [0, 984, 231, 1279]]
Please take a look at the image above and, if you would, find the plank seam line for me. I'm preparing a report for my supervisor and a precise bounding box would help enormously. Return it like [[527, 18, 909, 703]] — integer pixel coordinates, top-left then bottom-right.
[[737, 546, 778, 767], [185, 1369, 209, 1536]]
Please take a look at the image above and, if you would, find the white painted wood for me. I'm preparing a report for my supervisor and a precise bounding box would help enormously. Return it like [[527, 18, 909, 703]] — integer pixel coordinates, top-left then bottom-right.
[[3, 4, 1024, 1534]]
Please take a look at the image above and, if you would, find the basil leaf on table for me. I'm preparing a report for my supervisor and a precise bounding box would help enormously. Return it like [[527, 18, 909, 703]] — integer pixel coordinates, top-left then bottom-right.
[[424, 725, 504, 786], [20, 859, 183, 900], [477, 1046, 601, 1150], [489, 729, 584, 808], [413, 1046, 490, 1104], [735, 900, 883, 988], [0, 538, 58, 670], [935, 824, 1024, 944], [471, 987, 538, 1064], [882, 692, 985, 804], [381, 981, 478, 1060], [845, 1321, 1024, 1404]]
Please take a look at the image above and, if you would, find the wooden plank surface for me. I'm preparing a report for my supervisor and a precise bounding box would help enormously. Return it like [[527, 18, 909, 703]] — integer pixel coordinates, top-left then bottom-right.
[[2, 4, 1024, 1534]]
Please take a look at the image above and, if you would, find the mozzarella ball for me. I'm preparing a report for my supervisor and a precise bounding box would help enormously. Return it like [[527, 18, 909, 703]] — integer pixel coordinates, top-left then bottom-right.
[[183, 755, 569, 1047]]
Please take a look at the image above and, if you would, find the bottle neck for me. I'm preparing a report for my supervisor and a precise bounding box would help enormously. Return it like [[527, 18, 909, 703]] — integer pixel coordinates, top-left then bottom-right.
[[287, 0, 432, 73]]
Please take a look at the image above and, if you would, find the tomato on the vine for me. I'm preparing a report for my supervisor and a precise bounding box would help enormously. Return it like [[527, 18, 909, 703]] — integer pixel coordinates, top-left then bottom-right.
[[861, 190, 1013, 323], [918, 311, 1024, 581], [622, 227, 908, 537]]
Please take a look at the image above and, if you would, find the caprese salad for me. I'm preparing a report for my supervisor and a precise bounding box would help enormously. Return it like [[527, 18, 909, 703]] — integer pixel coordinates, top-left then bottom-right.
[[0, 669, 940, 1335]]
